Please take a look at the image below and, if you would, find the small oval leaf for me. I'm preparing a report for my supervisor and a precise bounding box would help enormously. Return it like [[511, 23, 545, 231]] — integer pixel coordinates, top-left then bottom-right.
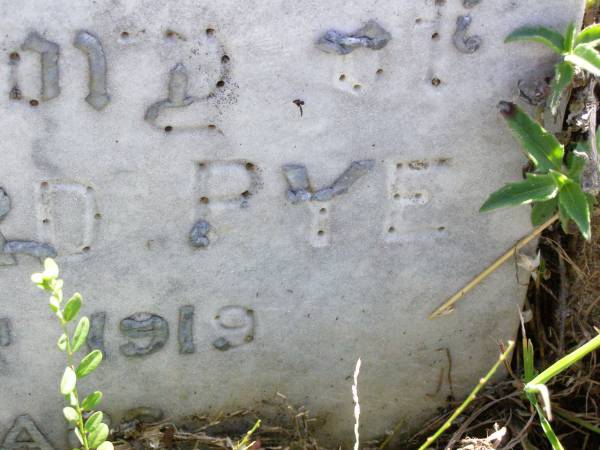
[[76, 350, 103, 378], [97, 441, 114, 450], [575, 24, 600, 47], [565, 45, 600, 77], [60, 367, 77, 395], [63, 407, 79, 423], [57, 333, 69, 352], [548, 61, 574, 116], [85, 411, 103, 433], [72, 317, 90, 353], [81, 391, 103, 411], [88, 423, 109, 449], [43, 258, 59, 278], [63, 293, 82, 322]]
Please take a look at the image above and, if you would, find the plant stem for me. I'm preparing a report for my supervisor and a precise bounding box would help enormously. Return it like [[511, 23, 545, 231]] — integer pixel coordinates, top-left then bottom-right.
[[429, 214, 558, 319], [417, 341, 515, 450]]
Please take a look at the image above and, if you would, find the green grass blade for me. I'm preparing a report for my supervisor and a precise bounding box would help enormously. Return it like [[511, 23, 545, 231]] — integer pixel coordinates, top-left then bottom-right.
[[564, 23, 576, 52], [480, 174, 558, 213], [527, 333, 600, 387], [533, 401, 565, 450], [548, 61, 574, 116], [558, 180, 591, 240], [498, 102, 564, 171], [505, 26, 565, 54], [565, 45, 600, 76], [575, 24, 600, 47]]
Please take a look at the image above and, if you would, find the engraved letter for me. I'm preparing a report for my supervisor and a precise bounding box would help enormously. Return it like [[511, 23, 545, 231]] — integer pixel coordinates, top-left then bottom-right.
[[21, 32, 60, 101], [87, 312, 106, 355], [74, 31, 110, 110], [178, 305, 196, 354], [0, 415, 56, 450], [211, 306, 255, 351], [120, 312, 169, 357], [145, 63, 194, 127], [316, 21, 391, 55], [453, 15, 482, 54]]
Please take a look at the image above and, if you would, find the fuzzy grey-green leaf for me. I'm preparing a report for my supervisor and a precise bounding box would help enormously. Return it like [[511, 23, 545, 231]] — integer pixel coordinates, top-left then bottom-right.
[[84, 411, 103, 433], [575, 24, 600, 47], [505, 26, 565, 54], [498, 102, 564, 171], [63, 406, 79, 423], [88, 423, 109, 449], [548, 61, 574, 116], [81, 391, 103, 411], [57, 333, 68, 352], [559, 180, 591, 240], [76, 349, 103, 378], [480, 174, 558, 213], [531, 197, 558, 226], [565, 45, 600, 76], [63, 293, 82, 322]]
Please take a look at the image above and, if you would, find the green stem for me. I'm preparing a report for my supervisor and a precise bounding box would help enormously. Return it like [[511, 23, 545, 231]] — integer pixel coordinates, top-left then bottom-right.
[[417, 341, 515, 450], [61, 319, 90, 450], [553, 405, 600, 435]]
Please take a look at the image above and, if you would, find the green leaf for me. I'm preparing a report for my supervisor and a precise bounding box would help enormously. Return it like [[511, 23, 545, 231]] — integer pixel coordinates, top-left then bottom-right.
[[575, 24, 600, 47], [565, 45, 600, 76], [66, 392, 78, 407], [564, 23, 576, 52], [85, 411, 103, 433], [558, 179, 591, 240], [60, 367, 77, 395], [43, 258, 59, 278], [72, 317, 90, 353], [97, 441, 114, 450], [88, 423, 109, 449], [81, 391, 103, 411], [523, 338, 536, 383], [558, 201, 571, 233], [74, 428, 84, 446], [505, 26, 565, 54], [586, 193, 597, 210], [76, 350, 103, 378], [480, 174, 558, 213], [63, 407, 79, 423], [534, 401, 565, 450], [567, 148, 588, 182], [531, 197, 558, 226], [49, 296, 61, 313], [498, 102, 564, 171], [548, 61, 574, 116], [57, 333, 69, 352], [63, 293, 82, 322], [31, 273, 44, 285]]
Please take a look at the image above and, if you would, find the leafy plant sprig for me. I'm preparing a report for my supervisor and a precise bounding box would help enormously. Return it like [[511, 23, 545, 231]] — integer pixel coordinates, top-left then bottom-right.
[[31, 259, 112, 450], [480, 101, 595, 240], [506, 22, 600, 114]]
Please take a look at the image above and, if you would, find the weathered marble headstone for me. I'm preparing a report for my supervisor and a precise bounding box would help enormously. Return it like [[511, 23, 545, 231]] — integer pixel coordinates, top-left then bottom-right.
[[0, 0, 585, 447]]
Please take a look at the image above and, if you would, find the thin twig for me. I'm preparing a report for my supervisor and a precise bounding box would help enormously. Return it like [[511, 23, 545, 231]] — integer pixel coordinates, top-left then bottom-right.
[[430, 215, 559, 319]]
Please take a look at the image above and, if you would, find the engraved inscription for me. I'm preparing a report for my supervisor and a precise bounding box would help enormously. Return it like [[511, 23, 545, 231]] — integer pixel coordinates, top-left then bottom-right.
[[463, 0, 482, 7], [37, 181, 101, 255], [453, 15, 482, 54], [0, 415, 56, 450], [189, 219, 211, 248], [316, 21, 391, 55], [211, 306, 255, 351], [21, 32, 60, 101], [0, 187, 56, 263], [74, 31, 110, 110], [145, 63, 194, 127], [384, 158, 451, 242], [87, 312, 106, 356], [120, 313, 169, 357], [178, 305, 196, 354], [0, 318, 10, 347]]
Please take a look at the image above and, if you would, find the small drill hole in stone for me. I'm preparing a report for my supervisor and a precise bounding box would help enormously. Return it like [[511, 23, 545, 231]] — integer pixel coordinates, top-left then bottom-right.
[[393, 193, 400, 200], [216, 80, 225, 88], [29, 99, 39, 107], [376, 69, 384, 76], [319, 208, 327, 215], [353, 84, 362, 91], [164, 125, 173, 133], [241, 190, 250, 198], [200, 197, 210, 204], [245, 162, 255, 171], [317, 230, 325, 236], [9, 52, 20, 62], [431, 78, 441, 87], [165, 30, 175, 38], [415, 193, 422, 198], [94, 213, 102, 219], [339, 74, 346, 81], [396, 163, 403, 170], [207, 124, 216, 130], [415, 18, 423, 24], [82, 246, 91, 252], [86, 186, 94, 193], [438, 226, 446, 232], [388, 226, 396, 233], [42, 219, 50, 224], [221, 55, 230, 64], [198, 162, 206, 169], [206, 28, 215, 36], [40, 181, 49, 189], [432, 32, 440, 40], [121, 31, 130, 39]]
